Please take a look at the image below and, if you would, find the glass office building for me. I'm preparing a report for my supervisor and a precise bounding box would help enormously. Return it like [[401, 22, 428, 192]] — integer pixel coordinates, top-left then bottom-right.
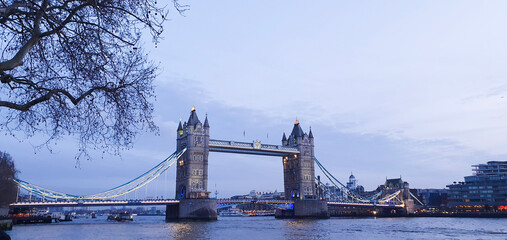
[[447, 161, 507, 212]]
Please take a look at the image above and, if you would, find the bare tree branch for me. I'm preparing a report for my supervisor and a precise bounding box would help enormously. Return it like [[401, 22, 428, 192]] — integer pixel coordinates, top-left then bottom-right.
[[0, 0, 185, 158], [0, 84, 125, 111]]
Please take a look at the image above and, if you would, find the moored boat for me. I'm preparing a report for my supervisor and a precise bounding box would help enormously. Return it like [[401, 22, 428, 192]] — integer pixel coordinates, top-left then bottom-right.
[[11, 210, 52, 224]]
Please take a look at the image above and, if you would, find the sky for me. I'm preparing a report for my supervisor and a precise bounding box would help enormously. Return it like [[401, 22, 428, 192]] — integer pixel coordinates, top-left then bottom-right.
[[2, 0, 507, 199]]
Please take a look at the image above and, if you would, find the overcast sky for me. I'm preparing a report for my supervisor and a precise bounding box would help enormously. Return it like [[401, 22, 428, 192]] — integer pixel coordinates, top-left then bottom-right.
[[3, 0, 507, 198]]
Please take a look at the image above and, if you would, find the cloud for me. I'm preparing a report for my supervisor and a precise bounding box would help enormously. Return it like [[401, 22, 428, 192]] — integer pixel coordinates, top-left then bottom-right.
[[150, 0, 507, 157]]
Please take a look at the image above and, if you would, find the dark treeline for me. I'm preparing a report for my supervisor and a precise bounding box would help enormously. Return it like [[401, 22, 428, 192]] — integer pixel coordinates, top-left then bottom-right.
[[0, 151, 17, 207]]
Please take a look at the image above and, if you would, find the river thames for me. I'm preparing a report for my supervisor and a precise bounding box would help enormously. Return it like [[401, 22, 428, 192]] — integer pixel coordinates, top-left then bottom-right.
[[6, 216, 507, 240]]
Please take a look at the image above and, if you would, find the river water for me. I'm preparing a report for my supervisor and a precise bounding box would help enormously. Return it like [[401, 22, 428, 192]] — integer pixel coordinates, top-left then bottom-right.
[[6, 216, 507, 240]]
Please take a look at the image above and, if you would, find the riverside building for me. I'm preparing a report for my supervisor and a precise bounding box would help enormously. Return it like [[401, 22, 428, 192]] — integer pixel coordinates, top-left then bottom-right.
[[447, 161, 507, 212]]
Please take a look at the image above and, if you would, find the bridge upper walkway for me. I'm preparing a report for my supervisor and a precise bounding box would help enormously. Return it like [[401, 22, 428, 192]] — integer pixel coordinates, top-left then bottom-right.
[[209, 139, 299, 156]]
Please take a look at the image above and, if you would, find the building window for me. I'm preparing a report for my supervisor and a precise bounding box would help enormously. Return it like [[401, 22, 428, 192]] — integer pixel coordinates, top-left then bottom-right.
[[192, 169, 203, 176], [191, 180, 203, 191], [192, 155, 203, 161], [303, 187, 313, 195]]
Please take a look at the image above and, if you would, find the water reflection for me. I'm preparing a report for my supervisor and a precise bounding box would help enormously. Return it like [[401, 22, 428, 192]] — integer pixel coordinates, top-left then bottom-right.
[[285, 219, 318, 227], [7, 216, 507, 240], [169, 221, 211, 240], [283, 219, 325, 240]]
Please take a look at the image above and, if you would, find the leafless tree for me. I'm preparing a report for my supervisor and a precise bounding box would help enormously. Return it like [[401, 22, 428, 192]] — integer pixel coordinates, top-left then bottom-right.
[[0, 0, 187, 159], [0, 151, 17, 206]]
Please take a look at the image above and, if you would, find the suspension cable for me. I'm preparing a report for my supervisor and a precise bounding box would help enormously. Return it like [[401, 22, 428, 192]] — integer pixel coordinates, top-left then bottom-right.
[[15, 148, 186, 200], [314, 157, 401, 204]]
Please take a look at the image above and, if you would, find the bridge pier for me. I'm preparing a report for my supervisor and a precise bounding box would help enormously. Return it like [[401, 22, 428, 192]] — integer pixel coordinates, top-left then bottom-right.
[[294, 200, 329, 218], [166, 199, 217, 221], [275, 200, 329, 219]]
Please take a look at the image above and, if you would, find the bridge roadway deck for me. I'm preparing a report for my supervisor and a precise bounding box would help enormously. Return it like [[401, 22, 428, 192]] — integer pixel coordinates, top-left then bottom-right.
[[209, 139, 299, 157], [10, 199, 403, 208], [9, 199, 294, 208], [327, 201, 404, 208]]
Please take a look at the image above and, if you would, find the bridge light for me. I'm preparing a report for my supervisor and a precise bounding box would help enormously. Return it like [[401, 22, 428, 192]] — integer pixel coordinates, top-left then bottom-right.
[[179, 160, 184, 166], [294, 154, 297, 158]]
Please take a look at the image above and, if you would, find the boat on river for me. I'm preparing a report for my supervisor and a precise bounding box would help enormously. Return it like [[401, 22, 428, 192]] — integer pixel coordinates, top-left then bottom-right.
[[107, 212, 133, 221], [11, 210, 52, 224], [219, 207, 249, 217]]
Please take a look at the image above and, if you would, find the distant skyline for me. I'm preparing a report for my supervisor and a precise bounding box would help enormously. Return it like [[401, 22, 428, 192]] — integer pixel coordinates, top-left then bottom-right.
[[2, 1, 507, 198]]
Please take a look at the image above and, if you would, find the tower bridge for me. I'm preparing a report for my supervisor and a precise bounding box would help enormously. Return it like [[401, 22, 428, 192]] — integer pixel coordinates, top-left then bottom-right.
[[10, 107, 412, 220], [170, 107, 324, 219]]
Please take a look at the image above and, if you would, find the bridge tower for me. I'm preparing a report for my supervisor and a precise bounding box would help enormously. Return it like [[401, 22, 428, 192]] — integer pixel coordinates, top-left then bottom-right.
[[168, 107, 217, 220], [279, 120, 329, 218], [283, 120, 316, 200], [176, 106, 210, 199]]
